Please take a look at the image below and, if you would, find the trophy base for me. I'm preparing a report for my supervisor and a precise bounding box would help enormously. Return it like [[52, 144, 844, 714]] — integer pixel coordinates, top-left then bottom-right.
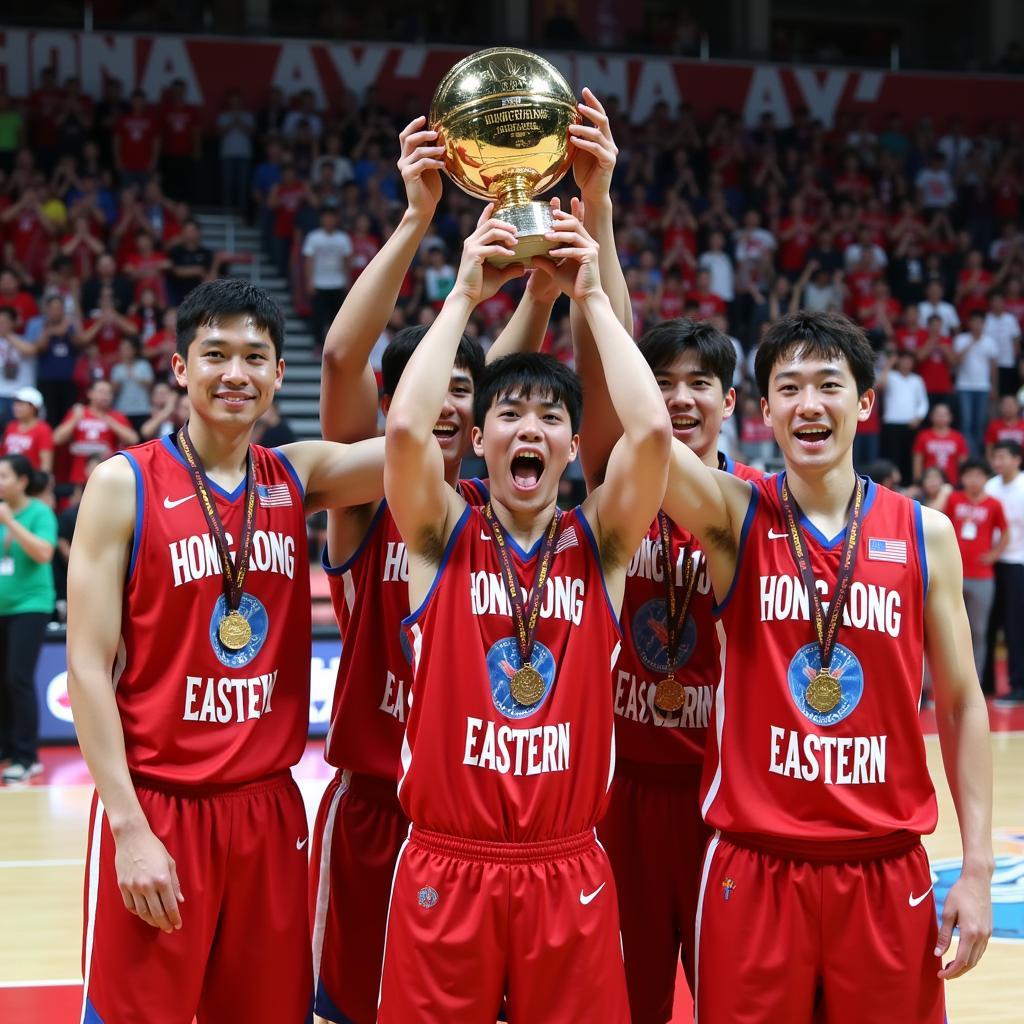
[[489, 201, 555, 267]]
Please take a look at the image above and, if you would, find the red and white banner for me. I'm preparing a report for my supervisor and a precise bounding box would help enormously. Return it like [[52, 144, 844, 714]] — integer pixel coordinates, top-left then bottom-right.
[[2, 28, 1024, 130]]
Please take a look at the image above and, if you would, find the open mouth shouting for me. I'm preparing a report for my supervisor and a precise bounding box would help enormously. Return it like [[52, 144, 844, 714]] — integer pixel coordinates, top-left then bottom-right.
[[432, 421, 459, 447], [509, 447, 545, 493], [792, 423, 833, 449]]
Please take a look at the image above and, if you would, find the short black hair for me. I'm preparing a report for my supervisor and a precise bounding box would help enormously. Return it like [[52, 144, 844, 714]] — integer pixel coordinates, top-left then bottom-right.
[[175, 278, 285, 360], [754, 311, 876, 399], [992, 440, 1023, 461], [638, 318, 736, 394], [474, 353, 582, 434], [0, 454, 49, 497], [380, 326, 484, 397], [960, 457, 991, 478], [865, 459, 899, 486]]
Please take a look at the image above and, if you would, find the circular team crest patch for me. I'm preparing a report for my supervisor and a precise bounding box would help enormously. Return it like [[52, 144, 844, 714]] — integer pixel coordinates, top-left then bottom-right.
[[786, 641, 864, 727], [417, 886, 439, 909], [631, 597, 697, 676], [208, 593, 269, 668], [486, 637, 556, 720]]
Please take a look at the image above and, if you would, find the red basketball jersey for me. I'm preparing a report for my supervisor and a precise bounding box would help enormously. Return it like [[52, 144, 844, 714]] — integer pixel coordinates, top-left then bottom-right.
[[399, 505, 621, 842], [701, 474, 937, 841], [322, 479, 488, 780], [615, 456, 762, 766], [115, 437, 311, 786]]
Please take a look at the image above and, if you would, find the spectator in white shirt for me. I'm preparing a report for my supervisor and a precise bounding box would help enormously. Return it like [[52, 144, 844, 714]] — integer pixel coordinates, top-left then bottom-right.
[[697, 230, 735, 302], [918, 280, 960, 336], [733, 209, 776, 287], [915, 150, 957, 211], [953, 310, 1000, 454], [985, 440, 1024, 703], [878, 348, 929, 481], [217, 89, 255, 213], [843, 226, 888, 271], [985, 291, 1022, 397], [302, 205, 352, 351], [937, 120, 973, 172], [281, 89, 323, 141], [312, 134, 355, 189]]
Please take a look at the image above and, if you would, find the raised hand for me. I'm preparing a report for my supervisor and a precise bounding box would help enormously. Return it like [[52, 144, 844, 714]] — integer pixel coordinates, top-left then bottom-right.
[[451, 204, 524, 305], [534, 197, 603, 303], [397, 116, 445, 221], [569, 88, 619, 205]]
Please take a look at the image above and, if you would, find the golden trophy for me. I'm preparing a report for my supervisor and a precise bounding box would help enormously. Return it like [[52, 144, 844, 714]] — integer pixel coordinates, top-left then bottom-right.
[[429, 47, 580, 265]]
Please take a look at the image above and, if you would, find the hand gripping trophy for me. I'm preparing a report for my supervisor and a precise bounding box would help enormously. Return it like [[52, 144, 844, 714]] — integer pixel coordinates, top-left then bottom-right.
[[429, 47, 580, 265]]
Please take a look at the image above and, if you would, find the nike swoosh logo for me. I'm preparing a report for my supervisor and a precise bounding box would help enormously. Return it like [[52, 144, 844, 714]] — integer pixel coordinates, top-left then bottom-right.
[[164, 494, 197, 509], [579, 882, 606, 906], [768, 528, 789, 540], [480, 531, 491, 541], [296, 836, 309, 851], [908, 884, 934, 907]]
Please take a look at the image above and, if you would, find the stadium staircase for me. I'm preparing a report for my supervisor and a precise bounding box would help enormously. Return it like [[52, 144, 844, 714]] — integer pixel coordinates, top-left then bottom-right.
[[194, 211, 322, 440]]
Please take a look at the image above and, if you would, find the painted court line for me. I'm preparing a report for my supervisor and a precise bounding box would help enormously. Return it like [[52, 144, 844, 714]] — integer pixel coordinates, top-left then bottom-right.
[[0, 858, 84, 868], [0, 979, 81, 988]]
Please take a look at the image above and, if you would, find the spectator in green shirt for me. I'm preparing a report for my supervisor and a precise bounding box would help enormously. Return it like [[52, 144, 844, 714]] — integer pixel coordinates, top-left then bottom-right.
[[0, 453, 57, 783]]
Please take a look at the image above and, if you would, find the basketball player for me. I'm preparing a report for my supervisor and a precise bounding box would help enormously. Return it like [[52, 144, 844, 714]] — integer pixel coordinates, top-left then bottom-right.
[[376, 202, 670, 1022], [67, 279, 388, 1023], [665, 311, 993, 1022], [309, 118, 559, 1024]]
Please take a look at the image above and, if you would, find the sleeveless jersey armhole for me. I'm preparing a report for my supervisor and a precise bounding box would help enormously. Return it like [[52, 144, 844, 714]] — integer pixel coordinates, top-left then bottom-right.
[[402, 503, 472, 627], [712, 481, 759, 616], [116, 450, 145, 582]]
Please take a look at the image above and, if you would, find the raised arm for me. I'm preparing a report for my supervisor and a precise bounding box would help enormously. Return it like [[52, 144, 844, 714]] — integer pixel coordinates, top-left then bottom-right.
[[277, 435, 385, 514], [921, 507, 993, 980], [567, 90, 632, 488], [320, 117, 444, 444], [540, 203, 670, 605], [384, 212, 522, 592], [486, 257, 560, 363], [67, 457, 184, 934]]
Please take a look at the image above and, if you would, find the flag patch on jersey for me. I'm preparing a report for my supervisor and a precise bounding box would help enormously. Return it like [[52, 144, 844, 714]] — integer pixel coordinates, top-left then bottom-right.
[[866, 537, 907, 564], [555, 525, 579, 554], [257, 483, 292, 508]]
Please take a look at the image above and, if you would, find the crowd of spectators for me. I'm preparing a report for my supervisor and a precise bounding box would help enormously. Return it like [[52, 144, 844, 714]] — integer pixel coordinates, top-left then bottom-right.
[[2, 69, 1024, 692]]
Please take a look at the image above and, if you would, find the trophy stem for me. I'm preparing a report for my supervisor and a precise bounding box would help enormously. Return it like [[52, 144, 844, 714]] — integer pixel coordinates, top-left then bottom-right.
[[493, 172, 538, 214]]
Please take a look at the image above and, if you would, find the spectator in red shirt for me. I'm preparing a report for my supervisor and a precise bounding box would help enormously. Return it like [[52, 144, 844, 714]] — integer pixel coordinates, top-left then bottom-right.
[[58, 213, 105, 281], [913, 401, 970, 481], [955, 249, 994, 319], [777, 195, 816, 277], [267, 161, 311, 278], [80, 287, 140, 370], [0, 269, 38, 331], [1, 185, 57, 285], [984, 395, 1024, 459], [2, 387, 54, 474], [114, 89, 160, 189], [908, 313, 956, 407], [686, 268, 727, 320], [160, 79, 200, 201], [896, 304, 927, 352], [143, 306, 177, 378], [51, 379, 137, 485], [946, 458, 1010, 676], [123, 230, 170, 305]]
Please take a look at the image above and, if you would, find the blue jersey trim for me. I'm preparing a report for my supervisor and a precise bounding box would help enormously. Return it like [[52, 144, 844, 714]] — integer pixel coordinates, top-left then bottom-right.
[[83, 997, 105, 1023], [576, 507, 623, 635], [775, 472, 877, 550], [458, 476, 490, 504], [116, 451, 144, 581], [913, 499, 929, 595], [314, 981, 355, 1024], [713, 481, 759, 616], [322, 499, 387, 576], [503, 523, 544, 560], [270, 446, 305, 501], [719, 451, 734, 473], [403, 503, 472, 627], [159, 434, 246, 502]]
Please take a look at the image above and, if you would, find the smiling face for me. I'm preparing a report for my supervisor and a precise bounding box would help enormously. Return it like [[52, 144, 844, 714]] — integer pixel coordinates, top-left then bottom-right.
[[472, 390, 578, 514], [761, 352, 873, 473], [171, 316, 283, 429], [654, 350, 735, 461]]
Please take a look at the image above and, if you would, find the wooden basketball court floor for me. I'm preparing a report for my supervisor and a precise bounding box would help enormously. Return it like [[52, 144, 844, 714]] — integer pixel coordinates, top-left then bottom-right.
[[2, 709, 1023, 1023]]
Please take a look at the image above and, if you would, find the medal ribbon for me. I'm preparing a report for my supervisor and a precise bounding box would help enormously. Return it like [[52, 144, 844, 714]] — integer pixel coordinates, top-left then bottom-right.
[[484, 502, 563, 668], [779, 474, 865, 673], [657, 512, 699, 679], [176, 423, 257, 613]]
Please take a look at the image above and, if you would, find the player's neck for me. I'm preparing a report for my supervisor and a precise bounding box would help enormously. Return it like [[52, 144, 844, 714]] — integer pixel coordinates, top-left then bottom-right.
[[443, 460, 462, 490], [1002, 467, 1020, 484], [5, 491, 28, 513], [698, 445, 721, 470], [183, 416, 253, 488], [784, 457, 859, 532], [489, 494, 560, 552]]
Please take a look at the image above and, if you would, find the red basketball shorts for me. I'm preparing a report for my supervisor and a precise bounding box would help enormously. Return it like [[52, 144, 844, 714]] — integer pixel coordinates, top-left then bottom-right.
[[309, 769, 409, 1024], [694, 831, 945, 1024], [598, 761, 710, 1024], [377, 826, 630, 1024], [81, 773, 313, 1024]]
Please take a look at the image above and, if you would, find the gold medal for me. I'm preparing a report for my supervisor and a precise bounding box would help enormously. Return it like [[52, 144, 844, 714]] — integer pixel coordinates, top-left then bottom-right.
[[653, 676, 685, 714], [510, 664, 545, 706], [805, 670, 842, 714], [218, 610, 252, 651]]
